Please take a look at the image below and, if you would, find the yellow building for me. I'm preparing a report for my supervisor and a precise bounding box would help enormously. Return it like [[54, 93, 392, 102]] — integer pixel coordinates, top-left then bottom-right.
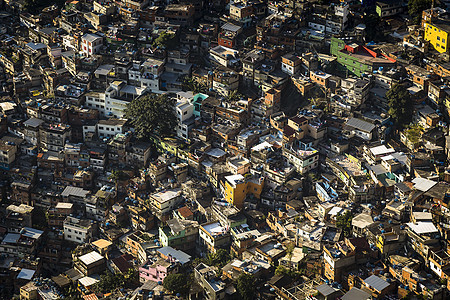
[[20, 282, 38, 300], [222, 174, 264, 209], [424, 22, 450, 53]]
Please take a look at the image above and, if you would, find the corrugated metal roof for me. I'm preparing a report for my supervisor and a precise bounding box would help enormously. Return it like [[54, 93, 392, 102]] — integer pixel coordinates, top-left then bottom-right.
[[157, 246, 191, 265], [364, 275, 389, 292], [407, 222, 438, 235], [342, 287, 371, 300], [79, 251, 104, 266], [61, 186, 90, 198], [316, 283, 338, 296], [345, 118, 375, 133], [221, 23, 241, 32], [17, 268, 35, 280], [412, 177, 437, 192]]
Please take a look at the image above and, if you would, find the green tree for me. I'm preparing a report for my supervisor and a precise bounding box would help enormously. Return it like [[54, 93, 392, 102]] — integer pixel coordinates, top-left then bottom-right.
[[163, 273, 190, 295], [32, 207, 48, 230], [93, 268, 138, 294], [124, 93, 177, 138], [386, 84, 413, 128], [153, 31, 177, 49], [64, 285, 82, 299], [336, 211, 353, 237], [182, 76, 208, 93], [108, 170, 129, 201], [404, 123, 423, 145], [362, 13, 382, 42], [237, 273, 256, 300], [226, 90, 244, 102], [275, 265, 297, 278], [285, 242, 295, 270], [408, 0, 432, 24], [206, 249, 231, 269]]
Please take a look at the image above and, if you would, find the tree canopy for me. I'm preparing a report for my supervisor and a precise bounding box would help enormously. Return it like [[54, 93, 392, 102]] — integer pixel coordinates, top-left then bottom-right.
[[336, 211, 353, 238], [182, 76, 208, 93], [237, 273, 256, 300], [153, 31, 178, 49], [108, 170, 129, 183], [362, 13, 383, 42], [408, 0, 432, 24], [386, 83, 413, 128], [93, 269, 138, 294], [163, 273, 190, 295], [275, 265, 299, 278], [206, 249, 231, 269], [124, 93, 177, 138]]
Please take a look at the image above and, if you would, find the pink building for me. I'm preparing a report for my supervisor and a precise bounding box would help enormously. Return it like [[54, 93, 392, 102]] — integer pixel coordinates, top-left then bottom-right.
[[139, 257, 178, 283]]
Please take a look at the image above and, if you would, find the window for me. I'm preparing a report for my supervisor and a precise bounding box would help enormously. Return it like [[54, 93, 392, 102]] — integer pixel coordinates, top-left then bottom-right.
[[437, 36, 441, 41]]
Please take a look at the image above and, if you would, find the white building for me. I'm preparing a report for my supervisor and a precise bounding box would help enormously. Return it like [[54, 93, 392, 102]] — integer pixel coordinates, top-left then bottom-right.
[[175, 99, 195, 140], [129, 57, 165, 93], [282, 144, 319, 175], [150, 189, 182, 215], [85, 91, 106, 116], [63, 216, 95, 244], [81, 33, 103, 57], [97, 119, 127, 139], [344, 118, 375, 141], [105, 80, 147, 118], [210, 46, 239, 68]]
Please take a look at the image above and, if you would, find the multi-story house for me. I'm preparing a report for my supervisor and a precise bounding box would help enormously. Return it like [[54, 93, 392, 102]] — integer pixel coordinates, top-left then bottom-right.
[[0, 140, 17, 170], [406, 221, 441, 261], [139, 247, 190, 283], [39, 123, 71, 152], [81, 33, 103, 57], [229, 1, 253, 27], [63, 216, 95, 244], [97, 119, 127, 139], [150, 189, 183, 221], [199, 221, 231, 254], [282, 142, 319, 175], [23, 118, 44, 146], [128, 206, 154, 231], [104, 80, 147, 118], [281, 53, 301, 76], [210, 46, 239, 68], [175, 98, 195, 140], [126, 141, 152, 168], [85, 91, 106, 117], [221, 174, 264, 209], [75, 251, 106, 276], [194, 263, 226, 300], [0, 227, 43, 257], [212, 67, 239, 97], [376, 0, 405, 18], [159, 218, 199, 253], [330, 37, 396, 77], [164, 4, 195, 26], [89, 146, 107, 172], [423, 20, 450, 53]]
